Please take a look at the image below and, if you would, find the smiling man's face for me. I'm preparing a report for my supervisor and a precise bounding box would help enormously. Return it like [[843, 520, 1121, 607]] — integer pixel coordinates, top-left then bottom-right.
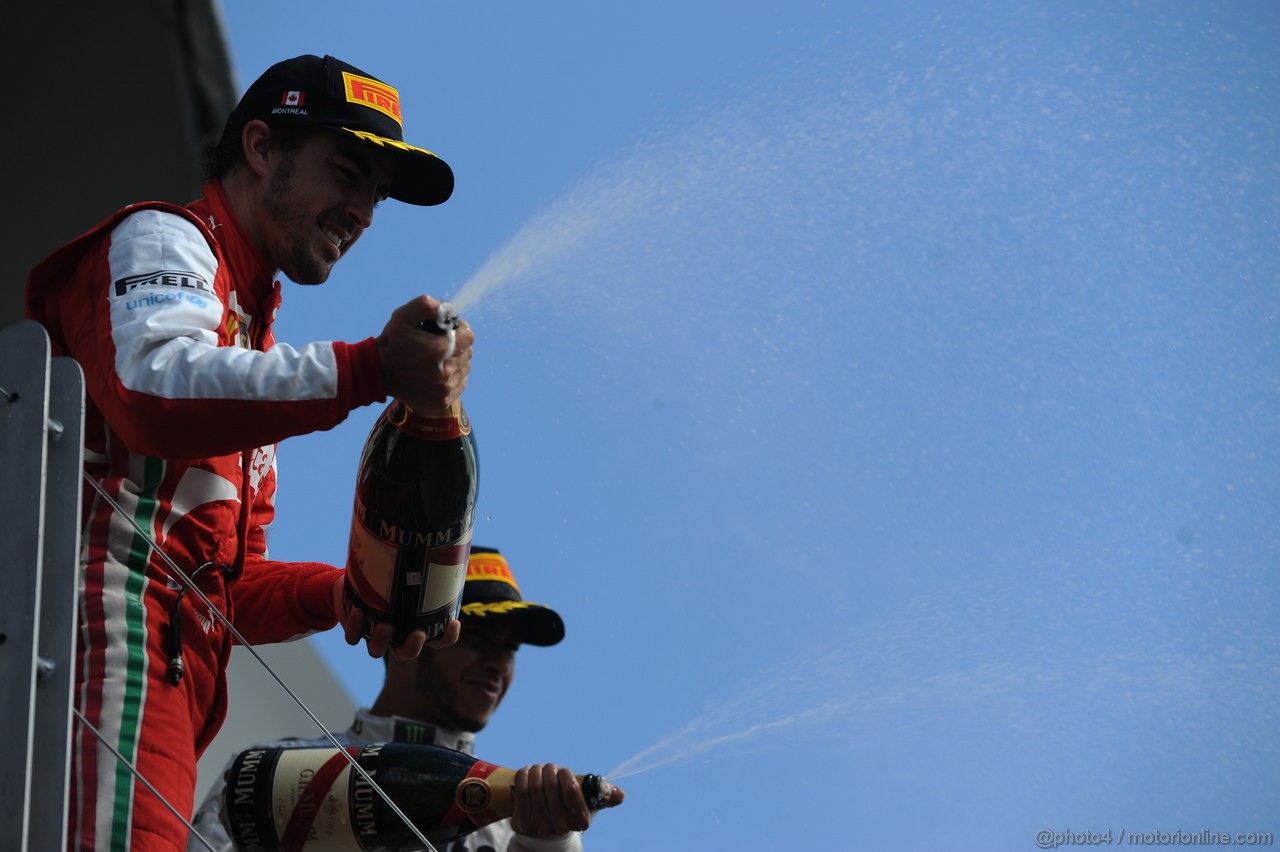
[[410, 620, 521, 732], [258, 128, 394, 284]]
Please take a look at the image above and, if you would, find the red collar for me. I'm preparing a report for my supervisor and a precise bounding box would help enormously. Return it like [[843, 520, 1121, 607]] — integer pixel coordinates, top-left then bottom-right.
[[188, 181, 280, 319]]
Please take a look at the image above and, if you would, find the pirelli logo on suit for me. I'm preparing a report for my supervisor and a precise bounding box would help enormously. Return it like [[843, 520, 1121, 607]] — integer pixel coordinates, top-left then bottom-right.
[[112, 270, 213, 298]]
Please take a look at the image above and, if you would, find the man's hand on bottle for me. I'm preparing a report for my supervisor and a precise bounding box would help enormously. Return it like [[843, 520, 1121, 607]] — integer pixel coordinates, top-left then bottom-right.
[[377, 295, 474, 414], [510, 765, 625, 838], [332, 573, 462, 660]]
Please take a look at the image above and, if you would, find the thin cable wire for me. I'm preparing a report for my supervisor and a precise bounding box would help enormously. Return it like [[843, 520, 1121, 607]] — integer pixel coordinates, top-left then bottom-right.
[[81, 471, 440, 852], [73, 709, 217, 852]]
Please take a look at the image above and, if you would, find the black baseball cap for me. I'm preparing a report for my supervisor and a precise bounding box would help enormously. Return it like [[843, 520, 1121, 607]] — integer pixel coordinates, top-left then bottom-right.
[[224, 54, 453, 206], [460, 547, 565, 647]]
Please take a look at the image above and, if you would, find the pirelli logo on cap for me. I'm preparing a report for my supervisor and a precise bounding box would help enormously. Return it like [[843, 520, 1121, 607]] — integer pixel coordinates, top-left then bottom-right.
[[342, 71, 402, 127], [466, 552, 518, 590]]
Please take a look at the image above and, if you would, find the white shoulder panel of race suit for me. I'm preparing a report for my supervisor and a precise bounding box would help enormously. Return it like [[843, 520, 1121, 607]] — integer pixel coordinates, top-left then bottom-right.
[[106, 208, 341, 402]]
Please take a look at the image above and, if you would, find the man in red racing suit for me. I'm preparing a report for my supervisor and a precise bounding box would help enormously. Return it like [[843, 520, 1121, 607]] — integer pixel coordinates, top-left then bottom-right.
[[24, 54, 472, 851]]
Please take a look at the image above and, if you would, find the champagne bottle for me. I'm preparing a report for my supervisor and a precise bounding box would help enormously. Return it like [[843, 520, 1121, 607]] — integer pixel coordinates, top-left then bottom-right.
[[345, 310, 479, 644], [220, 742, 623, 851]]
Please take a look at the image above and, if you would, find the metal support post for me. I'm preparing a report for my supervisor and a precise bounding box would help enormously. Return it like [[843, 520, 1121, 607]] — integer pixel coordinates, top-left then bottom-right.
[[0, 320, 84, 851]]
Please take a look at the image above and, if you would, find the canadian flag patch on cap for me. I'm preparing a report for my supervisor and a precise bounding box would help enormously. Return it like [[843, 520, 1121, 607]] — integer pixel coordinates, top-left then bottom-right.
[[281, 90, 305, 107]]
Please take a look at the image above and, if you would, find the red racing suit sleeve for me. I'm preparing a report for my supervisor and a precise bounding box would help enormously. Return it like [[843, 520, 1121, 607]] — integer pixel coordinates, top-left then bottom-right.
[[232, 455, 345, 645], [31, 205, 386, 460]]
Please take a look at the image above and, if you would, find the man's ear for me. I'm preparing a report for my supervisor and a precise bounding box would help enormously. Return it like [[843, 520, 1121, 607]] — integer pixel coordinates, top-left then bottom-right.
[[241, 120, 274, 178]]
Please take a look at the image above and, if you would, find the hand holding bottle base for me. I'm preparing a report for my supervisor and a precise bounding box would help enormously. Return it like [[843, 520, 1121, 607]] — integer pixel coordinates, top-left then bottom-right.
[[337, 580, 460, 659]]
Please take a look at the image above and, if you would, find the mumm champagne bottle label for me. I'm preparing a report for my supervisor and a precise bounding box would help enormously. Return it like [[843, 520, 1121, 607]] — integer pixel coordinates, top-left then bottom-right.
[[224, 744, 511, 850], [223, 743, 623, 850], [346, 400, 479, 643]]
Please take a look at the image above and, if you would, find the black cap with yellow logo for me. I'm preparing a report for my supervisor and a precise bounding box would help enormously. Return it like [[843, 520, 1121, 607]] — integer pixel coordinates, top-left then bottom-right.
[[223, 54, 453, 206], [461, 547, 565, 647]]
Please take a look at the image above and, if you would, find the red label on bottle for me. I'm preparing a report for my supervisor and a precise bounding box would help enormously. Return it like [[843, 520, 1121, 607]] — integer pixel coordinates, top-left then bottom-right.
[[277, 747, 361, 851]]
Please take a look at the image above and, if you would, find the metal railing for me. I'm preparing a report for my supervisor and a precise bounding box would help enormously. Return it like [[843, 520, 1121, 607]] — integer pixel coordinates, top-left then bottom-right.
[[0, 320, 84, 851]]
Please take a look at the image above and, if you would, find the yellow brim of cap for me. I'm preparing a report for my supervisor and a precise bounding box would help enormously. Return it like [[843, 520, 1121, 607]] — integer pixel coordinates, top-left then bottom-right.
[[338, 127, 454, 206], [460, 600, 564, 646]]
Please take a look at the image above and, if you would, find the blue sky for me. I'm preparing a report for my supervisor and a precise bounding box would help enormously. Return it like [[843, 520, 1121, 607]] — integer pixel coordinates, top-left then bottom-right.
[[219, 2, 1277, 849]]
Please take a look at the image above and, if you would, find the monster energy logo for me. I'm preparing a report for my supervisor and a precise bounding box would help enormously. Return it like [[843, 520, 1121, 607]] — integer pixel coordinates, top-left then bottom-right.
[[394, 720, 434, 744]]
